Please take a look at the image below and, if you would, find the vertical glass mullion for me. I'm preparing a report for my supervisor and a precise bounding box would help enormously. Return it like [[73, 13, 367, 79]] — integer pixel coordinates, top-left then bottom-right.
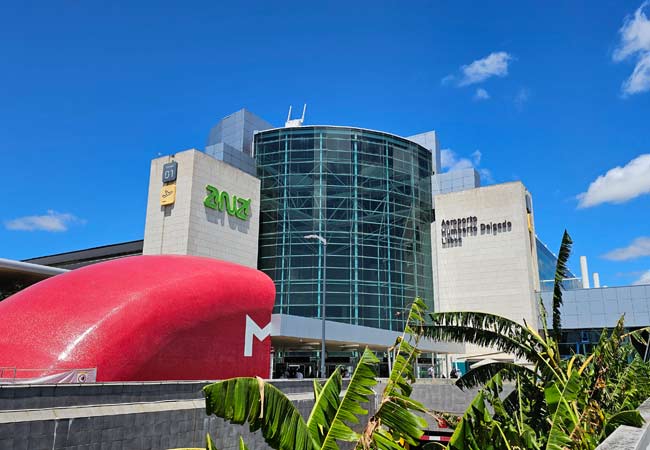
[[279, 134, 290, 313], [317, 132, 324, 319], [353, 136, 359, 325], [385, 140, 393, 330], [410, 147, 419, 299]]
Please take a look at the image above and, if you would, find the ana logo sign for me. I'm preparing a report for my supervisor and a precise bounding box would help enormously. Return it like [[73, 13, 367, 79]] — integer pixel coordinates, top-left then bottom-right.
[[160, 184, 176, 206], [204, 185, 251, 221], [244, 315, 271, 357]]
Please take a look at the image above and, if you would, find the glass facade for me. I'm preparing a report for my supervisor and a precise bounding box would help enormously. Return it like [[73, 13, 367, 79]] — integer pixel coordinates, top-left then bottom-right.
[[558, 328, 647, 359], [255, 126, 434, 331], [536, 237, 581, 292], [558, 328, 604, 358]]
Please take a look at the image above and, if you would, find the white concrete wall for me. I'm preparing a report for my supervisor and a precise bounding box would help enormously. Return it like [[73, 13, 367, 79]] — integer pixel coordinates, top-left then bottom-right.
[[431, 182, 540, 351], [143, 149, 260, 268]]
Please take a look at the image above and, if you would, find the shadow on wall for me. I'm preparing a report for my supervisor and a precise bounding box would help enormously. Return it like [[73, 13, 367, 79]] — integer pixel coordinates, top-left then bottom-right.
[[205, 208, 251, 234]]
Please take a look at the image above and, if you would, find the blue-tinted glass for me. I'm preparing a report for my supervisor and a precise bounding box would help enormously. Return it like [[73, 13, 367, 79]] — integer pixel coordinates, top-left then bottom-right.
[[255, 127, 434, 331]]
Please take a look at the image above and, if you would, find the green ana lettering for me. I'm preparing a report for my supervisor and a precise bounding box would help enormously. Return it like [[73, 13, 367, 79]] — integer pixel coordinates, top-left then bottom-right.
[[204, 185, 251, 221]]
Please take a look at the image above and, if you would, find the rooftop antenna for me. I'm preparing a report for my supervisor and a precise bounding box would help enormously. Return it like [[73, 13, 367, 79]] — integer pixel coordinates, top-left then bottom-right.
[[285, 103, 307, 128]]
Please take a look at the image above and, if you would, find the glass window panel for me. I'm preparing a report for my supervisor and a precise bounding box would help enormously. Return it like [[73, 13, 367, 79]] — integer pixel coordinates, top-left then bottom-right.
[[255, 126, 433, 331]]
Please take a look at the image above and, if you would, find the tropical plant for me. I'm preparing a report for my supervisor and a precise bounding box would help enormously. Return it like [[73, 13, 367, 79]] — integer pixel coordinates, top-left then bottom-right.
[[421, 230, 650, 450], [202, 298, 430, 450]]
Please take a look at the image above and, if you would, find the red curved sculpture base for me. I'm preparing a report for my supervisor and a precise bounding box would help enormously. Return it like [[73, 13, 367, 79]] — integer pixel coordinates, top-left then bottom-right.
[[0, 255, 275, 381]]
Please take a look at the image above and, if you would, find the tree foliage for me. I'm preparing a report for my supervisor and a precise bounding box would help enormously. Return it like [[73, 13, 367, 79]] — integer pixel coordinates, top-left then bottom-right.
[[199, 231, 650, 450], [552, 230, 573, 343], [203, 298, 429, 450], [425, 231, 650, 450]]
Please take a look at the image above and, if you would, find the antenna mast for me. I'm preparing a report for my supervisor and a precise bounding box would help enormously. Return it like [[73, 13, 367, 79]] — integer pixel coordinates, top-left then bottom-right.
[[285, 104, 307, 128]]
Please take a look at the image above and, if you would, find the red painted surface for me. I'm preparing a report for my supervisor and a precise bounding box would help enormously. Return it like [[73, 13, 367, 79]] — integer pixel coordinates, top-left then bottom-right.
[[0, 255, 275, 381]]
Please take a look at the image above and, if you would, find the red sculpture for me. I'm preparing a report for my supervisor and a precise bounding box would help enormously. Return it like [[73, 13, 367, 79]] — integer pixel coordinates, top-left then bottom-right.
[[0, 255, 275, 381]]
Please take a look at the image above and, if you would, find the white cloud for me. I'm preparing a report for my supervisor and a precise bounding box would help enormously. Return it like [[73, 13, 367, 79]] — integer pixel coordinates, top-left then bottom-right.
[[613, 2, 650, 96], [441, 149, 477, 171], [440, 74, 456, 86], [633, 270, 650, 285], [440, 149, 494, 183], [479, 168, 495, 184], [458, 52, 513, 86], [614, 1, 650, 61], [577, 154, 650, 208], [603, 236, 650, 260], [474, 88, 490, 100], [4, 210, 84, 232], [471, 150, 482, 166], [514, 87, 530, 110], [622, 52, 650, 95]]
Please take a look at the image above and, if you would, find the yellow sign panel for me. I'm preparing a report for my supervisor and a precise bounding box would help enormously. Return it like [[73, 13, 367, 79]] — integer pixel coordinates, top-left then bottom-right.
[[160, 184, 176, 205]]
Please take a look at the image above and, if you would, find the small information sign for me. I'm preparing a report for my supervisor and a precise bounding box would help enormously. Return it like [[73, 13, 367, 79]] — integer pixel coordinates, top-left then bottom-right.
[[162, 161, 178, 183], [160, 184, 176, 206]]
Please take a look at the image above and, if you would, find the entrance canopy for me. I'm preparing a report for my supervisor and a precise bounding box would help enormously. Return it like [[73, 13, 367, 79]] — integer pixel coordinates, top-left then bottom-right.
[[270, 314, 464, 354]]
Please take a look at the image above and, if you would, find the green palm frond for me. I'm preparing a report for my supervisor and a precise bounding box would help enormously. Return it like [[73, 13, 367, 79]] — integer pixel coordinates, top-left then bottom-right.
[[552, 230, 572, 343], [307, 369, 343, 446], [621, 325, 650, 345], [238, 437, 249, 450], [502, 374, 548, 435], [364, 429, 404, 450], [206, 433, 218, 450], [313, 377, 323, 400], [403, 297, 427, 336], [203, 377, 316, 450], [424, 311, 544, 362], [361, 298, 428, 449], [385, 298, 427, 400], [447, 381, 505, 450], [320, 348, 379, 450], [372, 398, 427, 448], [455, 362, 537, 390], [544, 371, 582, 450], [603, 410, 644, 436]]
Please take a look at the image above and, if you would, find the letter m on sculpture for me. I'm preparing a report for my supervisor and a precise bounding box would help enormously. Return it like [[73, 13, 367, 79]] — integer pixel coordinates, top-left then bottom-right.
[[244, 315, 271, 357]]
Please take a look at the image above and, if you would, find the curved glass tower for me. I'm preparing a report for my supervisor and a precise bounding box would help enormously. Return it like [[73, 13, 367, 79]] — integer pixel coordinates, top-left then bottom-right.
[[255, 126, 433, 331]]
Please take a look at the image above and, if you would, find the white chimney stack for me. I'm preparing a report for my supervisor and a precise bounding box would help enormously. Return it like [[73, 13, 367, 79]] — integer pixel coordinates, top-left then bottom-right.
[[593, 272, 601, 289], [580, 256, 590, 289]]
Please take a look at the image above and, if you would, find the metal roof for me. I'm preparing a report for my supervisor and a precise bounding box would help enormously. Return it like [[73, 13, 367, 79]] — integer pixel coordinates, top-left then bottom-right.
[[0, 258, 68, 285]]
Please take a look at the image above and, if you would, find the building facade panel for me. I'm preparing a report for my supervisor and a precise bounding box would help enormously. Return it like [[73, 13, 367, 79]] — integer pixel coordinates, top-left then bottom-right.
[[255, 126, 434, 331], [432, 182, 540, 333], [143, 150, 260, 268], [541, 285, 650, 330]]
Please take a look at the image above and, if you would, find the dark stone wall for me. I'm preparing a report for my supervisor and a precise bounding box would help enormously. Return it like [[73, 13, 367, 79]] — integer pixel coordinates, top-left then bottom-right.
[[0, 379, 475, 450]]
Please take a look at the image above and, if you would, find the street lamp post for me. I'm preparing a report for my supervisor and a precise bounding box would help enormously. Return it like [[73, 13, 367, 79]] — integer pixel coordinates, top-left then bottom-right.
[[305, 234, 327, 378]]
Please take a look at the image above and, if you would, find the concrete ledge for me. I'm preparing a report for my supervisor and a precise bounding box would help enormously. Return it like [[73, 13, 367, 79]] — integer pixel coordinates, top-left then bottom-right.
[[0, 378, 322, 411], [0, 395, 319, 450], [0, 379, 473, 450], [596, 398, 650, 449]]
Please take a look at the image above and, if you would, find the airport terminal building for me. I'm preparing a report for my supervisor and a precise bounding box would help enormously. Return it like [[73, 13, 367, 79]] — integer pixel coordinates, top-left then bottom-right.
[[6, 107, 650, 376]]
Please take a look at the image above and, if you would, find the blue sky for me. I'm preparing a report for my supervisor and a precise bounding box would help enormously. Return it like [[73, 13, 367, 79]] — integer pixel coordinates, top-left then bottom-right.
[[1, 1, 649, 286]]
